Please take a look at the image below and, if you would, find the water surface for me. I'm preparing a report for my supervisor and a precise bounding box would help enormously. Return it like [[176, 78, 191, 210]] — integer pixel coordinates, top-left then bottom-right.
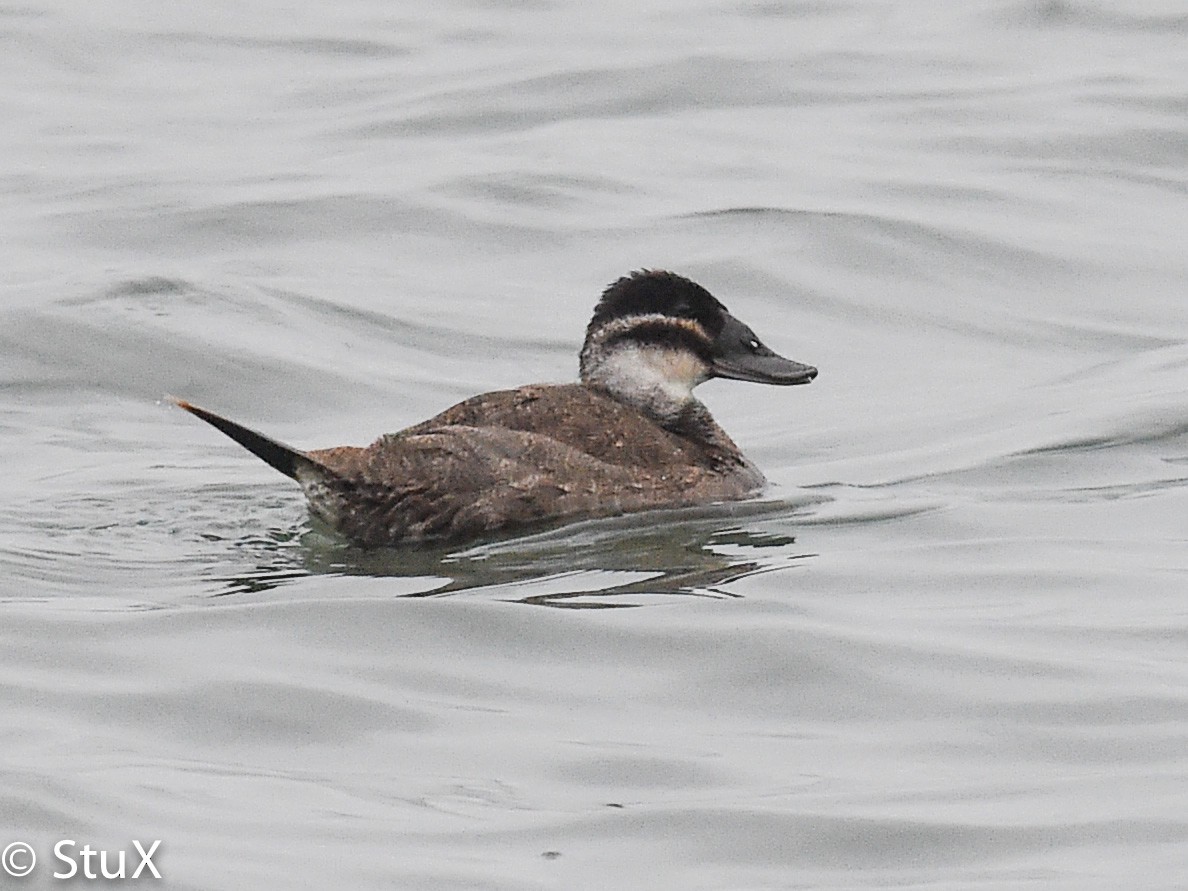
[[2, 1, 1187, 888]]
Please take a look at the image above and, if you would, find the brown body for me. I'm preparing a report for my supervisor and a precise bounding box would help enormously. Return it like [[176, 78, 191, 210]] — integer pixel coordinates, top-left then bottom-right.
[[302, 383, 763, 547]]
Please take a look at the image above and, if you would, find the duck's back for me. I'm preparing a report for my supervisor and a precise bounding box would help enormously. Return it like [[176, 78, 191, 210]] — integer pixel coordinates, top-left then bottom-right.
[[304, 384, 762, 545]]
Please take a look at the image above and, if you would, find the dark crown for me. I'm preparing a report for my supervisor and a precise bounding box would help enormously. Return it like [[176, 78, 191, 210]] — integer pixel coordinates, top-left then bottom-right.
[[585, 270, 729, 342]]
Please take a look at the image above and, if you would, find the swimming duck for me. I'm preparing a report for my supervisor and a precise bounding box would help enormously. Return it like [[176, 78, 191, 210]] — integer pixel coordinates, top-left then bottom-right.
[[175, 270, 817, 547]]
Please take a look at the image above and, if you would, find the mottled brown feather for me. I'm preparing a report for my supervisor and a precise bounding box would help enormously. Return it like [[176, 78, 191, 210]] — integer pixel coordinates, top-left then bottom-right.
[[302, 384, 762, 546]]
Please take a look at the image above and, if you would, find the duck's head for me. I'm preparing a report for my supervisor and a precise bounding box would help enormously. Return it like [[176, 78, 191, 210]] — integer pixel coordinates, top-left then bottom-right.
[[579, 269, 817, 424]]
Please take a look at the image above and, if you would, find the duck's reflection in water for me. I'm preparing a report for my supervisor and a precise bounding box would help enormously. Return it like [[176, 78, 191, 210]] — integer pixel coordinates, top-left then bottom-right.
[[210, 499, 819, 608]]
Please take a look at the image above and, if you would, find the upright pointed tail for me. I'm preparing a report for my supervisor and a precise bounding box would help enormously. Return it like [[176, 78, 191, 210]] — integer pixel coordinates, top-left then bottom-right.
[[170, 397, 318, 481]]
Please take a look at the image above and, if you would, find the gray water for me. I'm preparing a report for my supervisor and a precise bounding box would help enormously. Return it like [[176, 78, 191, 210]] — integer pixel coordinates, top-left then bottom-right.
[[3, 1, 1188, 888]]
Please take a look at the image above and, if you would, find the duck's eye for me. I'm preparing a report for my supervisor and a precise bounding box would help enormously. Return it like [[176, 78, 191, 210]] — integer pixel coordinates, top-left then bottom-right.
[[747, 338, 761, 352]]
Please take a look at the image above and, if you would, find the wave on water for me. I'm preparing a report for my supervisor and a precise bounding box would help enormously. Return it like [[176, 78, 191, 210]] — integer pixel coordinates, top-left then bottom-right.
[[995, 0, 1188, 33]]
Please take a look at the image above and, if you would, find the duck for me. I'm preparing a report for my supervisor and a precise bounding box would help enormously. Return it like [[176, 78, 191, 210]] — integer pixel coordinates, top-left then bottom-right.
[[174, 269, 817, 547]]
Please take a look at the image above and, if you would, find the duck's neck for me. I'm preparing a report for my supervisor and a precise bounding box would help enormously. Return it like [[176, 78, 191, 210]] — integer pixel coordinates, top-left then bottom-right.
[[579, 311, 720, 426], [580, 342, 707, 429]]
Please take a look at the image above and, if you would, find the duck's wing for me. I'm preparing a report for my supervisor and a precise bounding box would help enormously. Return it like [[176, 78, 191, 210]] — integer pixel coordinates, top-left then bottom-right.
[[399, 383, 708, 469], [306, 423, 673, 546]]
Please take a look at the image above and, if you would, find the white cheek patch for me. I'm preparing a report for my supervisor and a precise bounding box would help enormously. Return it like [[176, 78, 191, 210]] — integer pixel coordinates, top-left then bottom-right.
[[653, 347, 711, 395], [599, 345, 708, 405]]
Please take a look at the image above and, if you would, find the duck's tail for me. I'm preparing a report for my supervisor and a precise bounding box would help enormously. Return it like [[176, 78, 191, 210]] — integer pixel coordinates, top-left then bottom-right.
[[170, 397, 320, 481]]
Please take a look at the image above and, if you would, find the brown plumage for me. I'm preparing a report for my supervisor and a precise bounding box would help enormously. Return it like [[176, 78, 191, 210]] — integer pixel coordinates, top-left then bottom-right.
[[175, 270, 817, 547], [297, 384, 761, 547]]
